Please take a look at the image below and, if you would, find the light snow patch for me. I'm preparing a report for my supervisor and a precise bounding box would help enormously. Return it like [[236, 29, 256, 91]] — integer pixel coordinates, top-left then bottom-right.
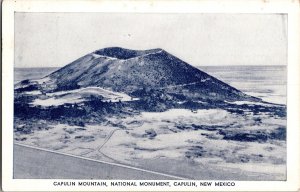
[[24, 90, 42, 95], [141, 109, 229, 120], [225, 100, 273, 106], [201, 78, 210, 82], [32, 87, 139, 106], [92, 53, 117, 60], [34, 77, 51, 84], [31, 97, 85, 107]]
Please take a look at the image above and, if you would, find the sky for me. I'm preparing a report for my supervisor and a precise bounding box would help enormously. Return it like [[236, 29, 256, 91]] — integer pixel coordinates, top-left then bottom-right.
[[15, 13, 287, 68]]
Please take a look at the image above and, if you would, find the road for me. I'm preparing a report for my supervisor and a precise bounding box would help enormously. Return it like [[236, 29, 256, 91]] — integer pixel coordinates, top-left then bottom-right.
[[13, 143, 186, 179], [96, 128, 121, 162]]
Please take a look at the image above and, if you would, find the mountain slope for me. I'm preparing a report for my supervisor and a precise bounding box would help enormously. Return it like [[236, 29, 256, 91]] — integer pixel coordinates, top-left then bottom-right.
[[16, 47, 259, 102]]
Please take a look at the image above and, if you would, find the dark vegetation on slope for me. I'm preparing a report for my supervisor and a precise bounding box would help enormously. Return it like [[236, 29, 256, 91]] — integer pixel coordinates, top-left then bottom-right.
[[16, 47, 258, 102], [14, 47, 286, 142]]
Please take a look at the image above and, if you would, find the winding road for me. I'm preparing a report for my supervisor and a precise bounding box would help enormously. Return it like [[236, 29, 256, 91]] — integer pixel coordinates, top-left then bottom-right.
[[96, 128, 121, 162]]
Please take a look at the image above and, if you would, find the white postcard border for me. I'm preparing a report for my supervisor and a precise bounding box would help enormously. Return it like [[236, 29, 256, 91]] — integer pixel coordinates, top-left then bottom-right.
[[2, 0, 300, 191]]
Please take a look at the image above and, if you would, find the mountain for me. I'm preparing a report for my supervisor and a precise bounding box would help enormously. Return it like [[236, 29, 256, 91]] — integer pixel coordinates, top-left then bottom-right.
[[15, 47, 259, 102]]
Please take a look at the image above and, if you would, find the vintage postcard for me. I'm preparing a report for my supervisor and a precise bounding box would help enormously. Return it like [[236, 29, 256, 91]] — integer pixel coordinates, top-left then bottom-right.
[[2, 0, 300, 191]]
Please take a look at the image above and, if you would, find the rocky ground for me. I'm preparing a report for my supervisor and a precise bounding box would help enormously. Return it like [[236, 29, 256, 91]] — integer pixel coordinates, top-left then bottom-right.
[[14, 107, 286, 180]]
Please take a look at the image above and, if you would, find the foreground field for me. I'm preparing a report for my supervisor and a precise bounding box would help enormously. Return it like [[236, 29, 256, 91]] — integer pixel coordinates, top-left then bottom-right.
[[14, 144, 183, 179], [14, 108, 286, 180]]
